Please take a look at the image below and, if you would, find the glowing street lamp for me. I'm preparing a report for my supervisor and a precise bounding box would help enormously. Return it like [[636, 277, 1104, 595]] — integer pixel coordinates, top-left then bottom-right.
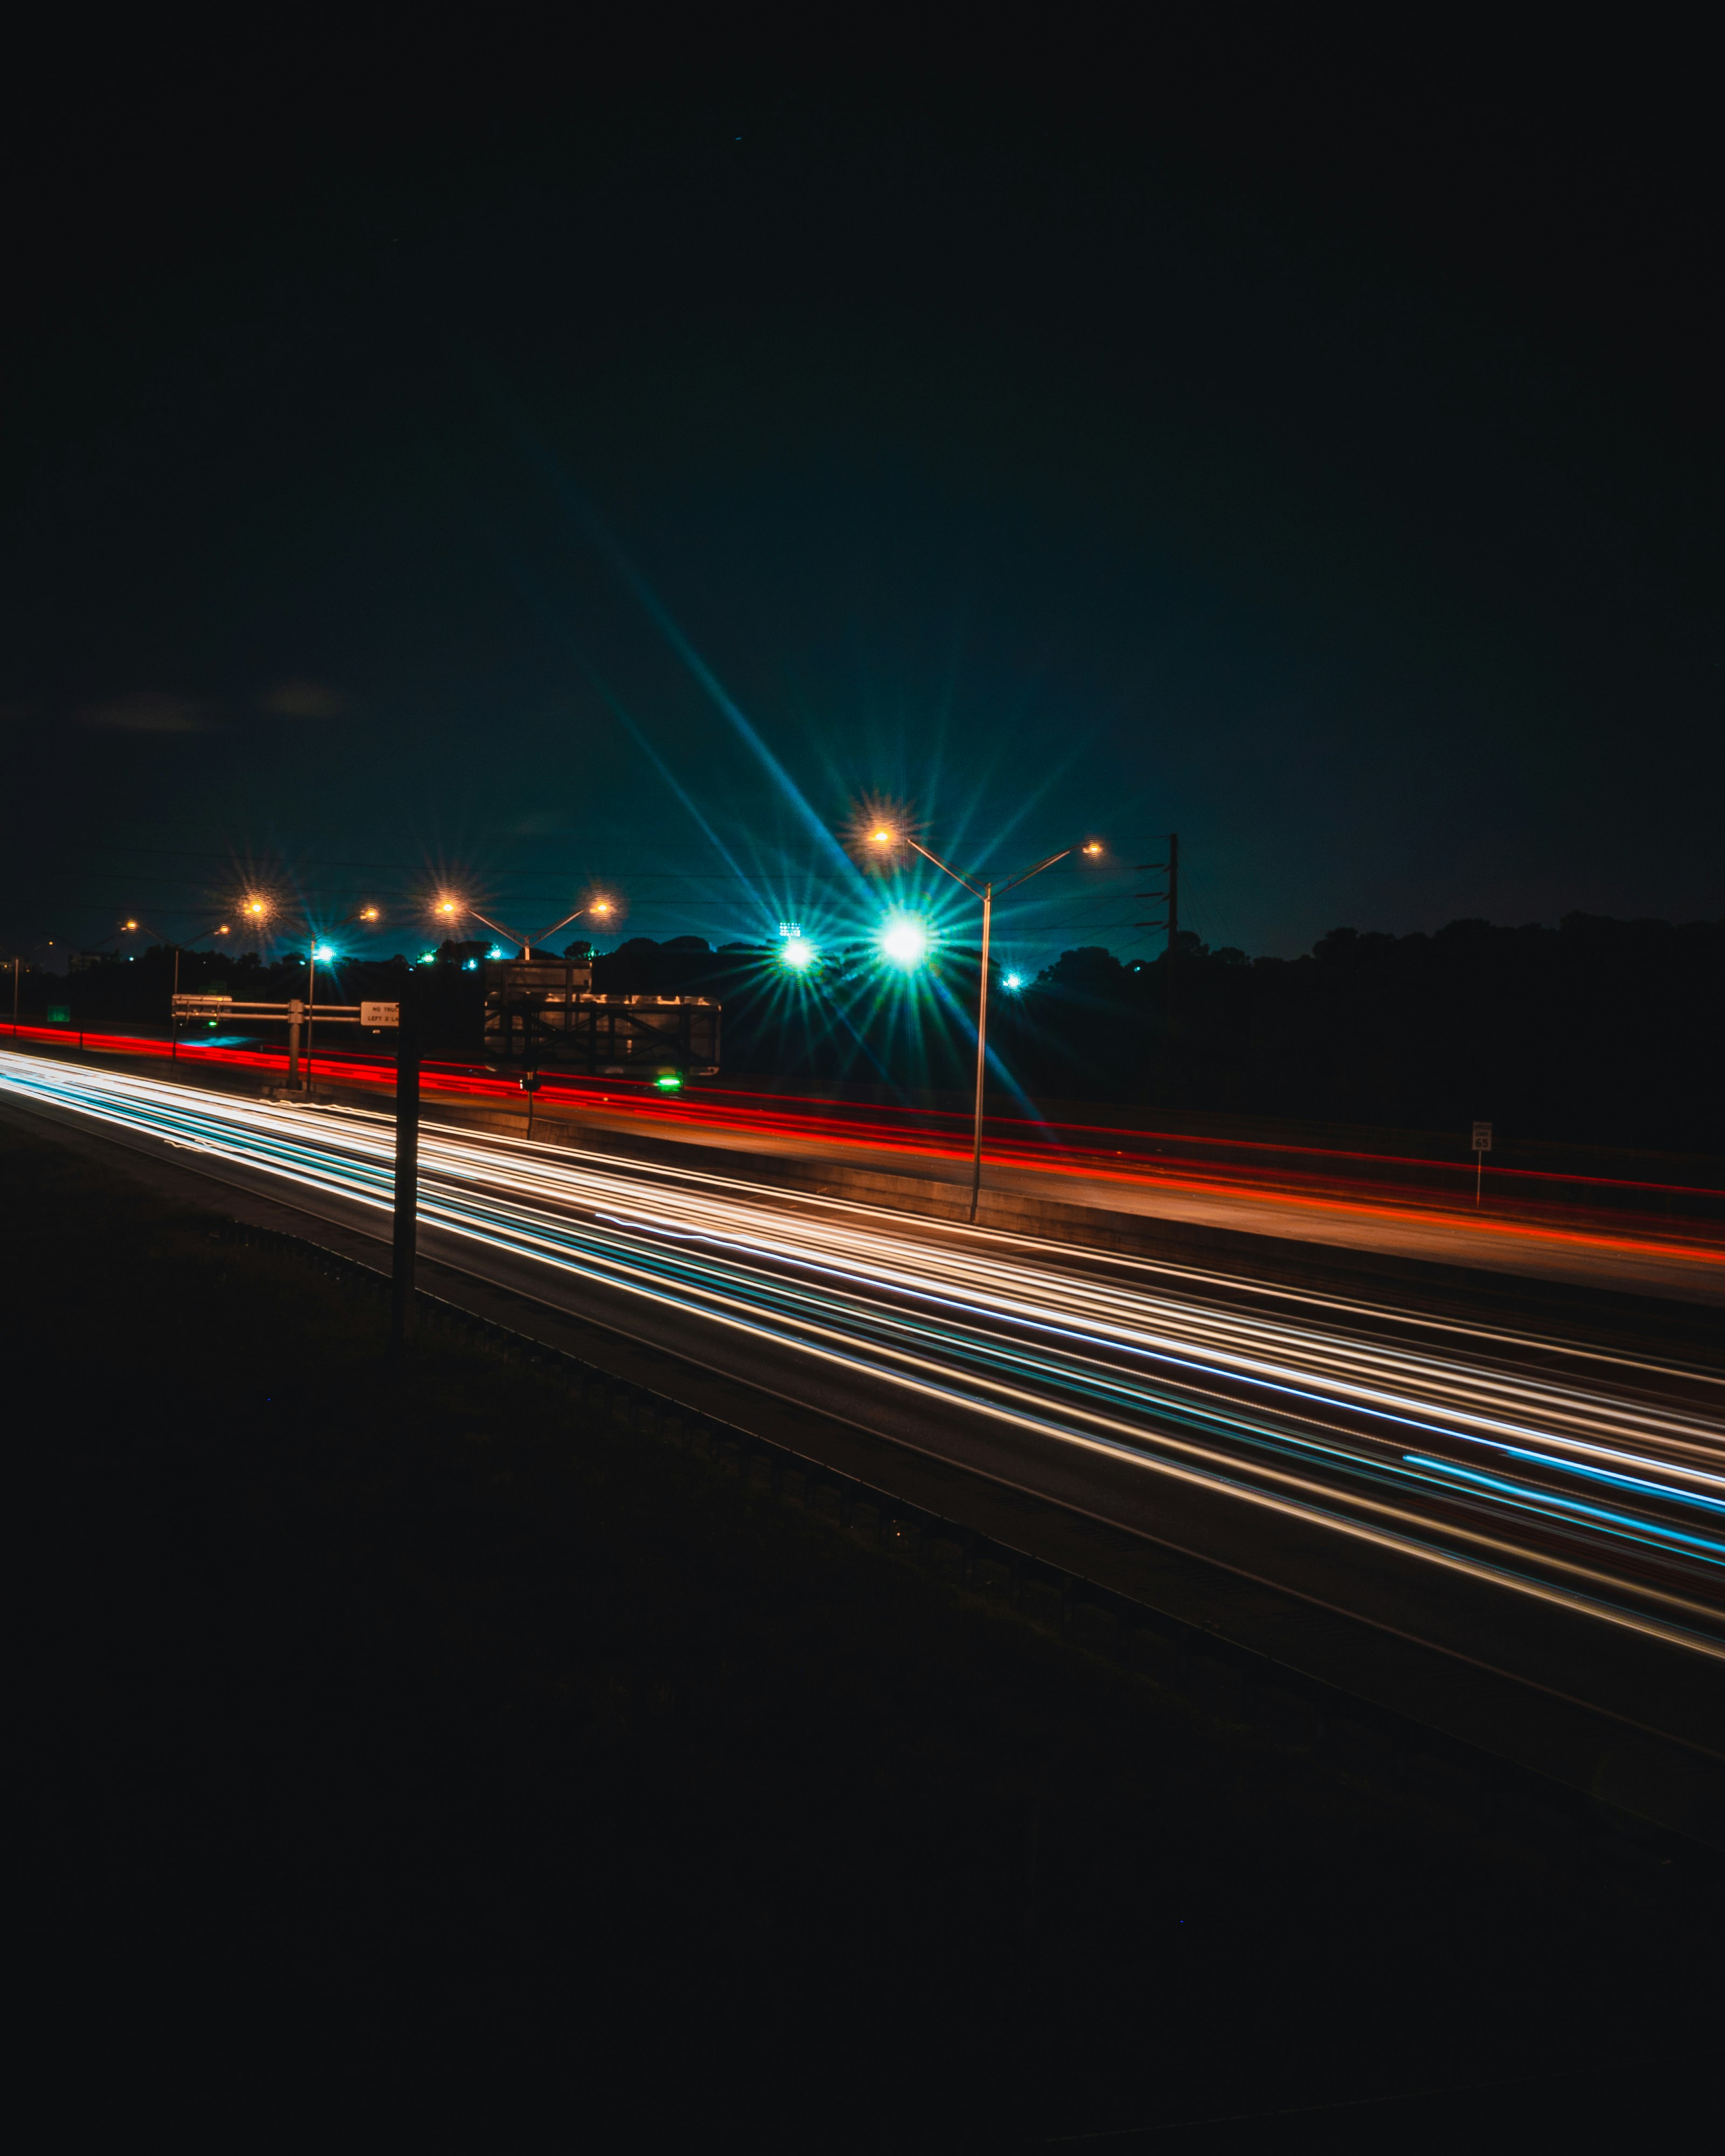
[[433, 891, 619, 961], [878, 918, 929, 968], [776, 923, 818, 971], [866, 823, 1102, 1221], [1003, 971, 1024, 991], [123, 914, 240, 1060]]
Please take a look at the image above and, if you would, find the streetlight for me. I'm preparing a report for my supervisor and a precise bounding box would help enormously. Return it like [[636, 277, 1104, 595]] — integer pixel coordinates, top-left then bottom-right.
[[878, 918, 930, 968], [776, 924, 818, 971], [867, 825, 1102, 1222], [122, 916, 236, 1060], [303, 909, 385, 1084], [433, 892, 617, 961]]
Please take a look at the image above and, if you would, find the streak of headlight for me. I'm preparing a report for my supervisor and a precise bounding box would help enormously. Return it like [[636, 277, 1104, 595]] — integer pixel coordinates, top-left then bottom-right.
[[5, 1050, 1725, 1660], [1405, 1456, 1725, 1561]]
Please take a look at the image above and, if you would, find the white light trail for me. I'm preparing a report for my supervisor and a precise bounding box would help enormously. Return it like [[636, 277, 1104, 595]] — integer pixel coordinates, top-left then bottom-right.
[[6, 1049, 1725, 1661]]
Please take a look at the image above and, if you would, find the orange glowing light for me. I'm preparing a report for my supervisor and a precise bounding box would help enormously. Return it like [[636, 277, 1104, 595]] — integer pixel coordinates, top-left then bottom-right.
[[591, 899, 613, 916], [242, 896, 270, 919], [123, 919, 139, 930], [870, 827, 894, 844], [436, 897, 460, 917], [359, 906, 380, 922], [1082, 841, 1103, 855]]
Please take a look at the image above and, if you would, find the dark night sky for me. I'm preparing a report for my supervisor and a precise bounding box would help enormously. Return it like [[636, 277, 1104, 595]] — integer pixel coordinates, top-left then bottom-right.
[[3, 17, 1720, 966]]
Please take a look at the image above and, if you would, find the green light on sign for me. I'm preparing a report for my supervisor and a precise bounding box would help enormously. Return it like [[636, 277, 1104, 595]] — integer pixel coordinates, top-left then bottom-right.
[[654, 1073, 684, 1091]]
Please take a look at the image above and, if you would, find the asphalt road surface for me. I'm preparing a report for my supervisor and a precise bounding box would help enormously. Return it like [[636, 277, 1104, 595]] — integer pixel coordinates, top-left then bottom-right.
[[10, 1021, 1724, 1307], [6, 1048, 1722, 1760]]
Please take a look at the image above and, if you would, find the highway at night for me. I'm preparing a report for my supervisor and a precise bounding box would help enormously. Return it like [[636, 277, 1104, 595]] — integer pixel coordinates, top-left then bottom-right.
[[5, 1046, 1722, 1757], [7, 1018, 1723, 1302]]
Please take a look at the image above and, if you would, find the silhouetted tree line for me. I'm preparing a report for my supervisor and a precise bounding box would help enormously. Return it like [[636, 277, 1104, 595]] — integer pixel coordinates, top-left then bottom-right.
[[997, 915, 1725, 1153], [587, 915, 1725, 1153], [20, 911, 1723, 1152]]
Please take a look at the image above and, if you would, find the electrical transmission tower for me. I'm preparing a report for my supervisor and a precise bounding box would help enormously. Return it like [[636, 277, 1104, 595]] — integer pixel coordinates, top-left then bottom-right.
[[1135, 833, 1180, 1097], [1134, 833, 1178, 959]]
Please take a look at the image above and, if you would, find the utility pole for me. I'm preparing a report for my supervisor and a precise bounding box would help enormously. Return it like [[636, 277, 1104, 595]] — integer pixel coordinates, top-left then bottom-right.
[[1133, 834, 1180, 963], [306, 943, 317, 1088], [1134, 832, 1181, 1096], [969, 881, 995, 1223], [390, 978, 422, 1357], [1166, 832, 1179, 964]]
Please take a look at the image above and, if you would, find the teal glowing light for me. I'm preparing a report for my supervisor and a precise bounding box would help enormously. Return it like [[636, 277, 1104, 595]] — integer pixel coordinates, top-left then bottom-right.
[[312, 943, 335, 963], [879, 918, 929, 968], [1003, 971, 1024, 991], [487, 945, 507, 960], [417, 950, 437, 966], [780, 936, 816, 970]]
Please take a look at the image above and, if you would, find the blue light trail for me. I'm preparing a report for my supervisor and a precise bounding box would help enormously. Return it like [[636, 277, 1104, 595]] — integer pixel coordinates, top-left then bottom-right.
[[4, 1047, 1723, 1668]]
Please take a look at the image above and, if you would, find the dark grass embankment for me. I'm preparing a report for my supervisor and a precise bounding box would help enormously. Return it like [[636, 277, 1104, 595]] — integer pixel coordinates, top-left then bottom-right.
[[5, 1119, 1716, 2150]]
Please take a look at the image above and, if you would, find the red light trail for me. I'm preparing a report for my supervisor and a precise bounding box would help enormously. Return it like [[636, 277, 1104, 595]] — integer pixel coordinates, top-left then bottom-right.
[[6, 1019, 1722, 1276]]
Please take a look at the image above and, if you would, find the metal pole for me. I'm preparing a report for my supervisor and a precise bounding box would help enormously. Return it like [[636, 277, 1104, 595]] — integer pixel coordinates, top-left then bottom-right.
[[171, 946, 180, 1062], [390, 982, 422, 1356], [305, 945, 315, 1088], [1476, 1153, 1483, 1207], [287, 997, 302, 1089], [11, 955, 17, 1037], [1167, 831, 1179, 962], [1165, 831, 1179, 1096], [969, 882, 992, 1225]]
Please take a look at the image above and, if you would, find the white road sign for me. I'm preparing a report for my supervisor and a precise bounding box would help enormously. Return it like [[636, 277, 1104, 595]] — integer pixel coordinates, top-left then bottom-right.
[[360, 1001, 401, 1028], [1471, 1121, 1493, 1152]]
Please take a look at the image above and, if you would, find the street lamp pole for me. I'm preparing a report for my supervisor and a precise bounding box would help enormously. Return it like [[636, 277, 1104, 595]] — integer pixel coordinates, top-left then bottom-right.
[[970, 879, 994, 1223], [870, 829, 1099, 1224], [390, 972, 422, 1358], [450, 897, 617, 960], [120, 917, 233, 1062]]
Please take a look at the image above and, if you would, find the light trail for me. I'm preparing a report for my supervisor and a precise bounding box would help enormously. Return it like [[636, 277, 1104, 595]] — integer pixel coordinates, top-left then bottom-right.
[[9, 1019, 1723, 1272], [5, 1049, 1725, 1671]]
